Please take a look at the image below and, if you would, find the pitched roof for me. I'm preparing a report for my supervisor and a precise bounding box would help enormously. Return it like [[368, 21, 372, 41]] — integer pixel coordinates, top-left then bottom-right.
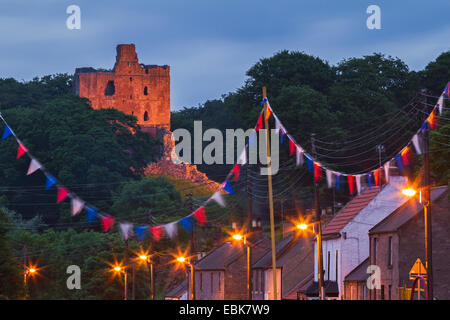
[[195, 242, 243, 270], [252, 235, 295, 269], [165, 280, 187, 298], [323, 187, 380, 235], [283, 272, 314, 300], [344, 258, 370, 282], [369, 186, 448, 234]]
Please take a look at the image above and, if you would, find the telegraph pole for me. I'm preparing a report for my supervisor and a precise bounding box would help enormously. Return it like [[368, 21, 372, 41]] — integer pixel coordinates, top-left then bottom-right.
[[246, 166, 253, 299], [124, 239, 128, 300], [311, 133, 325, 300], [262, 86, 278, 300], [187, 192, 195, 259]]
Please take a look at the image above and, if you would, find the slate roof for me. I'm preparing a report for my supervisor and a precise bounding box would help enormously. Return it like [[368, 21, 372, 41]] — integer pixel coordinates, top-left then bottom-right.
[[344, 258, 370, 282], [370, 186, 448, 234], [283, 272, 314, 300], [252, 234, 296, 269], [323, 187, 380, 235], [165, 279, 187, 299]]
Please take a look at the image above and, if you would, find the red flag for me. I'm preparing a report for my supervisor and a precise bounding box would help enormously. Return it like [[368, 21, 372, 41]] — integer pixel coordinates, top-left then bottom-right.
[[314, 162, 322, 182], [401, 148, 410, 166], [194, 206, 207, 225], [231, 164, 240, 181], [17, 143, 28, 158], [256, 113, 263, 131], [347, 175, 355, 195], [56, 186, 70, 203], [427, 111, 435, 130], [289, 138, 296, 156], [374, 169, 380, 187], [101, 216, 114, 232], [149, 226, 164, 241]]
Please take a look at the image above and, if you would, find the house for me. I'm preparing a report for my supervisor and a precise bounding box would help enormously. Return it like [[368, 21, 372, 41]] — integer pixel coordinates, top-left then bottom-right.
[[251, 234, 314, 300], [368, 186, 449, 300], [343, 258, 370, 300], [308, 176, 410, 299], [189, 237, 271, 300], [165, 280, 188, 300], [284, 272, 314, 300]]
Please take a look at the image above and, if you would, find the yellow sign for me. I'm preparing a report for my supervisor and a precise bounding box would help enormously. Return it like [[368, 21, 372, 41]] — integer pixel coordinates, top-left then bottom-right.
[[409, 258, 427, 280]]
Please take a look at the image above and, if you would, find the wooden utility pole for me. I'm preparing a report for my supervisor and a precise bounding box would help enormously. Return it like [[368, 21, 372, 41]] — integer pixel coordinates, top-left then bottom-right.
[[124, 239, 128, 300], [262, 86, 278, 300]]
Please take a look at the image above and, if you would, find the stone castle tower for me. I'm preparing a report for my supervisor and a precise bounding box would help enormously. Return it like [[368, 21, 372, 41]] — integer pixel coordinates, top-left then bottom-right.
[[74, 44, 170, 137]]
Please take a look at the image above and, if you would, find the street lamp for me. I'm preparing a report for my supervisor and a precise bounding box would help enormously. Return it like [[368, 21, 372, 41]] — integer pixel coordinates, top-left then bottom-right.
[[402, 188, 417, 197], [231, 233, 252, 300], [176, 255, 195, 300], [112, 264, 127, 300], [137, 252, 155, 300]]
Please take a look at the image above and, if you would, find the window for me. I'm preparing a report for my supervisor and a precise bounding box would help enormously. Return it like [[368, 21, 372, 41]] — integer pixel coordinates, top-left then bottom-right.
[[218, 272, 221, 292], [105, 81, 115, 96], [335, 250, 338, 281], [388, 237, 393, 267], [130, 77, 132, 82], [200, 272, 203, 291], [327, 251, 331, 281], [210, 272, 213, 293], [373, 238, 378, 265], [144, 86, 148, 95], [388, 285, 392, 300], [144, 111, 149, 121], [381, 285, 385, 300]]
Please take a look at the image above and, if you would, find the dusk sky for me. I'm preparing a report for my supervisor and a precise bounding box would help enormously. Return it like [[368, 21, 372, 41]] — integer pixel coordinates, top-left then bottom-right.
[[1, 0, 449, 110]]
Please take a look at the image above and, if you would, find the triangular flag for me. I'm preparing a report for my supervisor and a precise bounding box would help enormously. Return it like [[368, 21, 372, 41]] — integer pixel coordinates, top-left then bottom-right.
[[289, 138, 296, 156], [101, 216, 114, 232], [384, 162, 390, 184], [17, 143, 28, 158], [2, 125, 13, 140], [347, 175, 355, 195], [238, 148, 247, 165], [231, 164, 240, 181], [374, 169, 380, 187], [326, 169, 333, 188], [86, 206, 98, 224], [222, 181, 235, 195], [280, 128, 286, 146], [335, 174, 340, 191], [296, 147, 304, 166], [367, 173, 372, 190], [194, 207, 207, 225], [412, 134, 422, 155], [120, 223, 133, 240], [71, 197, 85, 216], [149, 226, 164, 241], [210, 191, 225, 207], [306, 157, 313, 172], [256, 113, 263, 131], [180, 216, 193, 232], [260, 98, 268, 106], [444, 82, 449, 96], [27, 159, 42, 175], [427, 111, 436, 130], [56, 186, 70, 203], [275, 117, 281, 133], [395, 154, 404, 175], [355, 175, 362, 195], [313, 162, 322, 182], [134, 226, 148, 242], [45, 175, 57, 190], [437, 94, 444, 115], [164, 222, 178, 239], [265, 106, 271, 121]]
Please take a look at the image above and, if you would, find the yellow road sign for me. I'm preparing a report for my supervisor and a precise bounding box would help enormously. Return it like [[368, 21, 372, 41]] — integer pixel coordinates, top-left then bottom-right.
[[409, 258, 427, 280]]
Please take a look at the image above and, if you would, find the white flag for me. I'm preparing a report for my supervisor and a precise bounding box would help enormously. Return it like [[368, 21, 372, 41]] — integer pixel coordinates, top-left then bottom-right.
[[27, 159, 42, 175], [71, 197, 85, 216], [412, 134, 422, 155], [356, 175, 362, 194], [384, 162, 390, 184], [210, 191, 226, 207], [326, 169, 333, 189], [120, 223, 133, 241], [296, 147, 304, 166], [437, 94, 444, 115], [164, 222, 178, 239], [238, 148, 247, 165], [275, 117, 281, 133]]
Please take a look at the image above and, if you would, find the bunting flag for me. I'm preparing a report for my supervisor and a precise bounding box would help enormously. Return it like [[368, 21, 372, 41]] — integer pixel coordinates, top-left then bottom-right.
[[27, 159, 42, 175], [335, 174, 340, 191], [374, 169, 380, 187], [149, 226, 164, 241], [275, 117, 281, 133], [289, 138, 296, 156], [86, 206, 98, 224], [134, 226, 148, 242], [256, 113, 263, 131], [427, 111, 436, 130], [222, 181, 235, 195], [2, 125, 13, 140], [194, 206, 207, 225], [210, 191, 226, 207], [313, 162, 322, 182], [231, 164, 240, 181], [412, 134, 422, 155], [180, 216, 193, 232], [71, 197, 85, 216], [355, 175, 362, 195], [45, 174, 57, 190], [101, 216, 114, 232], [326, 169, 333, 188], [395, 154, 404, 175], [348, 175, 355, 195], [367, 173, 372, 190], [120, 223, 133, 241], [384, 162, 390, 183], [296, 147, 304, 166], [401, 147, 410, 166], [164, 222, 177, 239], [306, 157, 313, 172], [280, 128, 286, 145], [265, 106, 271, 121], [444, 82, 449, 96], [238, 148, 247, 165], [17, 143, 28, 158], [437, 94, 444, 115], [260, 98, 268, 106], [56, 186, 70, 203]]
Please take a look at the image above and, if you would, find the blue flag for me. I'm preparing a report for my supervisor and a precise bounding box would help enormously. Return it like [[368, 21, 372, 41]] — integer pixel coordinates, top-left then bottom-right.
[[395, 155, 404, 175], [306, 157, 313, 172], [45, 175, 57, 190], [1, 125, 12, 140], [335, 174, 340, 191], [367, 173, 372, 190], [179, 216, 193, 232], [280, 129, 286, 145], [86, 207, 98, 224], [134, 226, 148, 241], [222, 181, 235, 195]]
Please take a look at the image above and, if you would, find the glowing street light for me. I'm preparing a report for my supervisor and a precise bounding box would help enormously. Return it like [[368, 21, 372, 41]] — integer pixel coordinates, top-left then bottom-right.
[[402, 188, 417, 197], [177, 256, 186, 263], [230, 232, 252, 299], [232, 234, 243, 241], [296, 223, 308, 230]]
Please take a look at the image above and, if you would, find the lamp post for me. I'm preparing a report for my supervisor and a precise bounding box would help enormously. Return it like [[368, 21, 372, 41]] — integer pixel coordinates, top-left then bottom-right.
[[113, 265, 127, 300], [177, 256, 195, 300], [139, 254, 155, 300], [232, 233, 252, 300]]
